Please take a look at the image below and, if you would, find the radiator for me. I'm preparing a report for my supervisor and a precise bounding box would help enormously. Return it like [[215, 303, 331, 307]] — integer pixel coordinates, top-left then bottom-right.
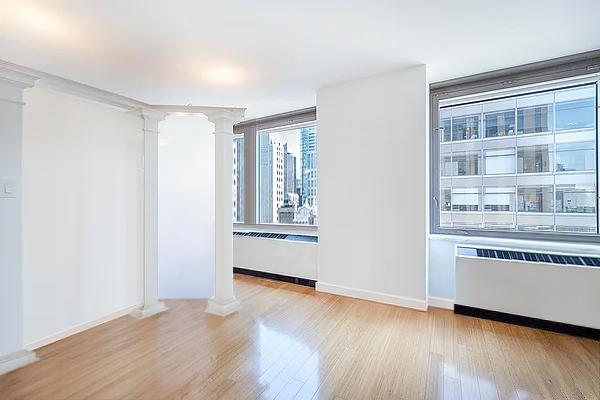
[[455, 246, 600, 329]]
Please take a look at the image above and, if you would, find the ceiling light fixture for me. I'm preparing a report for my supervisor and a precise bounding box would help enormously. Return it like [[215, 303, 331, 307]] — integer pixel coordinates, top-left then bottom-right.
[[204, 65, 244, 86]]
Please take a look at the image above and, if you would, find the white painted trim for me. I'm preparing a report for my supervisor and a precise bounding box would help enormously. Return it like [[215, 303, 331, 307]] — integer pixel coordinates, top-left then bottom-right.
[[429, 234, 600, 256], [130, 302, 169, 320], [427, 296, 455, 310], [206, 297, 241, 317], [24, 303, 142, 351], [316, 282, 427, 311], [0, 350, 38, 375], [0, 59, 245, 116]]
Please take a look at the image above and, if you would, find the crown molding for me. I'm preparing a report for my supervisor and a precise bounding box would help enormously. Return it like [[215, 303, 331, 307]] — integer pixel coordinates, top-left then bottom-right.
[[0, 66, 39, 89], [153, 104, 245, 122], [0, 59, 245, 119]]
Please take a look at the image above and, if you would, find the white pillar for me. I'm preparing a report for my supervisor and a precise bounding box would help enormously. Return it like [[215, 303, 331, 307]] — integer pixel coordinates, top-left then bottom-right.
[[131, 109, 169, 319], [0, 67, 39, 374], [205, 110, 241, 316]]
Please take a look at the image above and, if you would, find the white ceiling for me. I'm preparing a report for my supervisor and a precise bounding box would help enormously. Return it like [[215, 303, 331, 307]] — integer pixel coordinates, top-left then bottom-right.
[[1, 0, 599, 118]]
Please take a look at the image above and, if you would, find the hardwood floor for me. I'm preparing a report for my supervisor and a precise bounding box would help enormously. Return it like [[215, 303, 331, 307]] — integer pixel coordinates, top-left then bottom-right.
[[1, 274, 599, 400]]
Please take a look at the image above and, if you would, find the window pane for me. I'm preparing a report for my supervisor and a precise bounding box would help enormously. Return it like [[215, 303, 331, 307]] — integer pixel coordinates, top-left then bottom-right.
[[258, 124, 317, 225], [555, 86, 596, 132], [556, 141, 596, 172], [453, 151, 481, 176], [484, 187, 515, 212], [484, 148, 514, 175], [517, 145, 553, 174], [517, 99, 553, 135], [452, 115, 480, 141], [440, 117, 451, 142], [452, 188, 480, 211], [556, 184, 596, 214], [484, 110, 515, 138], [441, 151, 452, 176], [233, 135, 244, 222], [441, 189, 451, 211], [517, 186, 553, 213]]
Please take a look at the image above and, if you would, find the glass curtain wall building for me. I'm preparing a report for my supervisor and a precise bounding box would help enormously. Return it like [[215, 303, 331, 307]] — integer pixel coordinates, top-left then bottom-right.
[[439, 83, 598, 234]]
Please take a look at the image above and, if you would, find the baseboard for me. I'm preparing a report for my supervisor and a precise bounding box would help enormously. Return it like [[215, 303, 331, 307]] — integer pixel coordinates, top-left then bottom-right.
[[24, 303, 142, 350], [316, 282, 427, 311], [428, 296, 455, 310], [454, 304, 600, 341], [234, 267, 316, 287], [0, 350, 38, 375]]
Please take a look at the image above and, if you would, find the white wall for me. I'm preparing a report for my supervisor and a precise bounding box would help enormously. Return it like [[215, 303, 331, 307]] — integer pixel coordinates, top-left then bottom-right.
[[233, 237, 317, 280], [22, 87, 144, 347], [316, 65, 429, 310], [0, 79, 27, 356], [158, 115, 215, 299], [428, 235, 600, 301]]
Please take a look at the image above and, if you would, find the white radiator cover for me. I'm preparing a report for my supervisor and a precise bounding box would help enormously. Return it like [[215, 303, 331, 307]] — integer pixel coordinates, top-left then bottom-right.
[[233, 236, 317, 280], [456, 250, 600, 329]]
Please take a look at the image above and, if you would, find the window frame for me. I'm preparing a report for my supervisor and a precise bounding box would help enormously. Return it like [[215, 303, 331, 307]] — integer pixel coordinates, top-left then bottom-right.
[[430, 50, 600, 243], [233, 107, 318, 233]]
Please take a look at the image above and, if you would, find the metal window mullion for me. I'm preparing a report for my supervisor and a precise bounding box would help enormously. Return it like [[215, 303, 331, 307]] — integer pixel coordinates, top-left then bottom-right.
[[245, 125, 257, 225], [596, 81, 600, 234], [553, 91, 557, 231]]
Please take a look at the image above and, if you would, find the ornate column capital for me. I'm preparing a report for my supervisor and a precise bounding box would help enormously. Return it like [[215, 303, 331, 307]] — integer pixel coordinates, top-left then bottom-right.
[[137, 108, 166, 134]]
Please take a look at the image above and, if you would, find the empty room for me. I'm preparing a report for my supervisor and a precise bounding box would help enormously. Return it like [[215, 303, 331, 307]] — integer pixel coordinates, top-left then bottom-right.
[[1, 1, 599, 399]]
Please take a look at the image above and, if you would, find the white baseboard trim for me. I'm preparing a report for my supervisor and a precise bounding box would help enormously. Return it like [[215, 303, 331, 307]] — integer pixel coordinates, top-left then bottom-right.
[[205, 297, 241, 317], [130, 302, 169, 319], [0, 350, 38, 375], [316, 282, 427, 311], [24, 303, 142, 351], [428, 296, 455, 310]]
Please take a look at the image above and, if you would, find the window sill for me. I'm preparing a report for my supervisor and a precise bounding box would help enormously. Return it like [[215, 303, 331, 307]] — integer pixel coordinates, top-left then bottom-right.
[[428, 233, 600, 255]]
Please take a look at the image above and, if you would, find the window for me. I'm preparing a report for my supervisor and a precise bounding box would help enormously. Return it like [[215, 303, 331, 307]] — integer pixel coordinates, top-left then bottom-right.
[[232, 135, 244, 222], [434, 79, 599, 239], [233, 107, 317, 229], [257, 124, 317, 225]]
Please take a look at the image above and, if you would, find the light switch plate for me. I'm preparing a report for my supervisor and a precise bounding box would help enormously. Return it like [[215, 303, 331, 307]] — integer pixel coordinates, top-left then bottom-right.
[[0, 178, 17, 198]]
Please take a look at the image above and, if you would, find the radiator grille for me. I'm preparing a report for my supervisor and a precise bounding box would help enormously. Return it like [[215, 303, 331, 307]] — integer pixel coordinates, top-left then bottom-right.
[[233, 231, 318, 243], [457, 247, 600, 267]]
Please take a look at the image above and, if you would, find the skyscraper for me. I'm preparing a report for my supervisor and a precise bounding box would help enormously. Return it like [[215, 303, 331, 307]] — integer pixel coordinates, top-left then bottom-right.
[[300, 126, 317, 208], [283, 143, 296, 204], [258, 134, 284, 223]]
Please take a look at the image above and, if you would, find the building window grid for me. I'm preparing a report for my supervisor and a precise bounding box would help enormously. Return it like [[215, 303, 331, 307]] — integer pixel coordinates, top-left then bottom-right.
[[439, 83, 598, 234]]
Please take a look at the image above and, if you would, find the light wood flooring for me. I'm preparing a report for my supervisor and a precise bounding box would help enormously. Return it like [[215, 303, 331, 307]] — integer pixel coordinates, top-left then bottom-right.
[[1, 274, 599, 399]]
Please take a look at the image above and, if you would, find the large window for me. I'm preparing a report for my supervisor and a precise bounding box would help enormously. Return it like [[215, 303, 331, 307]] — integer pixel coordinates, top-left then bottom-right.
[[232, 107, 317, 229], [257, 124, 317, 225], [435, 82, 598, 237]]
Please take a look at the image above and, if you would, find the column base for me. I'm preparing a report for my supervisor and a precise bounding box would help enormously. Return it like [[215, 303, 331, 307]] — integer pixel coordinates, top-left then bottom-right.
[[205, 297, 241, 317], [0, 350, 38, 375], [130, 302, 169, 319]]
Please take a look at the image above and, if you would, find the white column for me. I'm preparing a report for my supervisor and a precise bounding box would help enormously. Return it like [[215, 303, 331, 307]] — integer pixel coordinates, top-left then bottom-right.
[[0, 67, 39, 374], [131, 109, 169, 319], [205, 110, 241, 316]]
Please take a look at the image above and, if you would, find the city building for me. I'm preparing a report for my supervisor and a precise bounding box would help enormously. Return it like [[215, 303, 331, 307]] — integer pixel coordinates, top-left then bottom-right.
[[300, 126, 317, 208], [283, 143, 296, 203], [258, 134, 284, 223]]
